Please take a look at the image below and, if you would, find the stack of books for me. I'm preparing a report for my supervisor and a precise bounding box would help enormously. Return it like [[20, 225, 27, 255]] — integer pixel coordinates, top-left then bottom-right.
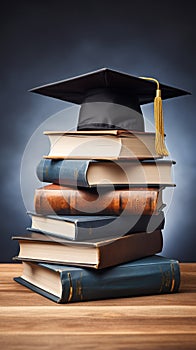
[[13, 68, 187, 303], [13, 129, 180, 303]]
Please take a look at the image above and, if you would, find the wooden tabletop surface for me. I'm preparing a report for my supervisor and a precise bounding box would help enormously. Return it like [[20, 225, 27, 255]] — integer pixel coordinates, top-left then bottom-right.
[[0, 263, 196, 349]]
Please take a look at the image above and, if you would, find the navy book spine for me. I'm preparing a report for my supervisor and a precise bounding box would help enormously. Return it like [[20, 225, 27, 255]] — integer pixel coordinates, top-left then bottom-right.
[[14, 256, 180, 303], [36, 159, 90, 187]]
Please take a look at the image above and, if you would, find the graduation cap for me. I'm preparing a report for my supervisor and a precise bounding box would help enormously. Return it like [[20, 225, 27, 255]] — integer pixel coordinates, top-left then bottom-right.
[[30, 68, 190, 156]]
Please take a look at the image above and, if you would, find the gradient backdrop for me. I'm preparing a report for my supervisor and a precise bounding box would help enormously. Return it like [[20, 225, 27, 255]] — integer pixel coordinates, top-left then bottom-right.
[[1, 0, 195, 262]]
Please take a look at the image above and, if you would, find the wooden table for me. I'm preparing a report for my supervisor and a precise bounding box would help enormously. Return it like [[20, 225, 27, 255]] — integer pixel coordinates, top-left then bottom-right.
[[0, 263, 195, 349]]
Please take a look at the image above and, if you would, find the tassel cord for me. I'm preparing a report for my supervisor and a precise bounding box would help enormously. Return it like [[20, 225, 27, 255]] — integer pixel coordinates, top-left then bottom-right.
[[140, 77, 169, 157]]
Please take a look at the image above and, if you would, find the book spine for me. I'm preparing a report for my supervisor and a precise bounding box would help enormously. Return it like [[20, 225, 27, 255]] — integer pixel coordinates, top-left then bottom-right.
[[59, 259, 180, 303], [36, 159, 90, 187], [34, 185, 161, 216]]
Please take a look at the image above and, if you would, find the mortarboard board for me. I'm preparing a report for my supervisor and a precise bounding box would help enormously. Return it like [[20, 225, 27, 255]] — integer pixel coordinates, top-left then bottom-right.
[[30, 68, 190, 156]]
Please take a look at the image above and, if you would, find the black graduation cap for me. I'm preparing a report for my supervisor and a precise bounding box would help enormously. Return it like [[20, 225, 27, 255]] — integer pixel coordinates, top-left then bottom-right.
[[30, 68, 190, 156]]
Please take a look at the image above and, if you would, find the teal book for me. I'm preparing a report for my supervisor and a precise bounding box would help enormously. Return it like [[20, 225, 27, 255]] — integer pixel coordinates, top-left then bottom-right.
[[14, 255, 180, 303]]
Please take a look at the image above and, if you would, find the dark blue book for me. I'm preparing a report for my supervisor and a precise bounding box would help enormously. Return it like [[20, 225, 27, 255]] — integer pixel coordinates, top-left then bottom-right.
[[36, 158, 175, 188], [28, 211, 165, 241], [14, 255, 180, 303]]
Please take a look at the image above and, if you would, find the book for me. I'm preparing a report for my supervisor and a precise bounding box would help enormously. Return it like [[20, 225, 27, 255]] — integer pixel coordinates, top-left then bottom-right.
[[28, 211, 165, 241], [36, 158, 175, 188], [37, 159, 175, 187], [34, 184, 165, 216], [13, 230, 163, 269], [14, 255, 180, 303], [43, 130, 162, 160]]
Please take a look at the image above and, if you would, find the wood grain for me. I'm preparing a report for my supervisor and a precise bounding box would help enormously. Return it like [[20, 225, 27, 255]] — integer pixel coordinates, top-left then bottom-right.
[[0, 263, 196, 349]]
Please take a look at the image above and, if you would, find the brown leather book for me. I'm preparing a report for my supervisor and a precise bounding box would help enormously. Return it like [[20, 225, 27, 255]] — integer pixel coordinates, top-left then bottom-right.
[[34, 184, 165, 216]]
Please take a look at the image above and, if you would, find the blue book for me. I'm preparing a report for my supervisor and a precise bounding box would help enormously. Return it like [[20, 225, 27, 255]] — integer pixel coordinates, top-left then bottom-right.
[[36, 158, 175, 188], [28, 212, 165, 241], [14, 255, 180, 303]]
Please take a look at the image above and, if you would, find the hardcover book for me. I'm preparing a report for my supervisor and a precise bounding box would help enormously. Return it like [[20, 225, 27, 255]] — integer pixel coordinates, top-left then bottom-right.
[[34, 184, 165, 216], [43, 130, 161, 160], [14, 255, 180, 303], [28, 211, 165, 240], [13, 230, 163, 269], [37, 158, 175, 188]]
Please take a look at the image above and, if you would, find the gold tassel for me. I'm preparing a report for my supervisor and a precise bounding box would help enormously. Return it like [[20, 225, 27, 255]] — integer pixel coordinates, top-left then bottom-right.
[[140, 77, 169, 157]]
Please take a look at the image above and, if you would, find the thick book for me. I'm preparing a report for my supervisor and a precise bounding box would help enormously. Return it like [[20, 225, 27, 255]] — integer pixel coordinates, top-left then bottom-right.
[[28, 211, 165, 241], [14, 255, 180, 303], [36, 158, 175, 188], [12, 230, 163, 269], [34, 184, 165, 216], [43, 130, 162, 160]]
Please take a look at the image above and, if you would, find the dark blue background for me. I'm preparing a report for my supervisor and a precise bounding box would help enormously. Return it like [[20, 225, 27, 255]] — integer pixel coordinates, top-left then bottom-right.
[[1, 0, 195, 262]]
